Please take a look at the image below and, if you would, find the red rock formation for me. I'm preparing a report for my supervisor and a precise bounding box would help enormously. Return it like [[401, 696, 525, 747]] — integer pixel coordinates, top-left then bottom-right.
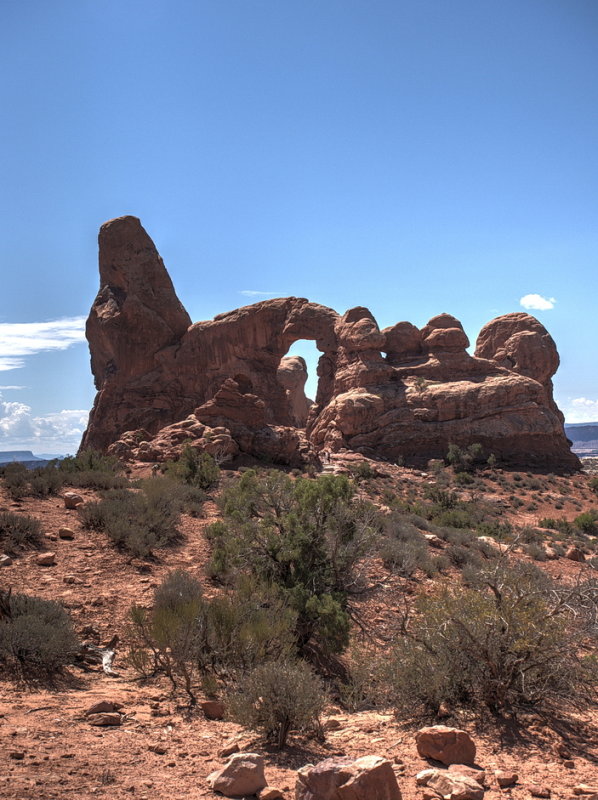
[[81, 216, 579, 471]]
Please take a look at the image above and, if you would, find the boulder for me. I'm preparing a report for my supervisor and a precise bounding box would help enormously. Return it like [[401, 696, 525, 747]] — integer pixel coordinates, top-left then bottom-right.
[[207, 753, 267, 798], [58, 527, 75, 540], [495, 771, 518, 788], [200, 699, 225, 720], [63, 492, 84, 509], [448, 765, 486, 786], [295, 755, 401, 800], [566, 546, 585, 562], [415, 726, 476, 766]]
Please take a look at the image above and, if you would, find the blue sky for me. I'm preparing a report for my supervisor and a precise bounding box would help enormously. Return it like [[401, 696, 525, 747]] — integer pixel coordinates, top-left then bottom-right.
[[1, 0, 596, 453]]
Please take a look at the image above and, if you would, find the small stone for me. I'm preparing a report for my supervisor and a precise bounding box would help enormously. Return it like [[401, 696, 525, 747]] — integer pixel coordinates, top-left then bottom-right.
[[149, 744, 168, 755], [563, 760, 575, 769], [323, 718, 342, 730], [416, 725, 476, 766], [427, 771, 484, 800], [10, 751, 25, 760], [573, 787, 598, 796], [63, 492, 84, 509], [0, 554, 13, 567], [495, 771, 518, 788], [87, 712, 121, 726], [58, 527, 75, 540], [201, 699, 225, 720], [528, 785, 551, 798], [36, 551, 56, 566], [448, 765, 486, 786], [259, 788, 284, 800], [85, 700, 123, 716], [416, 769, 438, 786], [219, 741, 240, 758]]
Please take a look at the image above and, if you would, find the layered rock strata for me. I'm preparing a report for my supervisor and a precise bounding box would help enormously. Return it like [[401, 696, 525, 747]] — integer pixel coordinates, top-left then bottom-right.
[[81, 216, 578, 470]]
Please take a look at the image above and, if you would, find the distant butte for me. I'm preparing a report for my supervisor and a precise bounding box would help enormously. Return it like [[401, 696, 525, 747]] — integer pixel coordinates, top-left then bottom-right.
[[80, 216, 579, 471]]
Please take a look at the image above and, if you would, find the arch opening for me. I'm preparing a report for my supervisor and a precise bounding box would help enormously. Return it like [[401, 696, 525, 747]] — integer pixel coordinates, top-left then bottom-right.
[[277, 340, 321, 429]]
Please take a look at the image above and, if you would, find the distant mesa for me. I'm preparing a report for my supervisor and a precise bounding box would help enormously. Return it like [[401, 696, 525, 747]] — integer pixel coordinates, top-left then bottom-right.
[[0, 451, 55, 468], [565, 423, 598, 456], [80, 215, 580, 471]]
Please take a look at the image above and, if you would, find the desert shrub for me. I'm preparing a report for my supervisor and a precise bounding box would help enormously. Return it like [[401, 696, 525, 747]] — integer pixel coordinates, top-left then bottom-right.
[[349, 461, 377, 481], [28, 467, 66, 497], [0, 510, 42, 552], [207, 470, 379, 654], [384, 562, 597, 716], [0, 590, 79, 676], [128, 571, 296, 702], [227, 659, 326, 748], [524, 542, 548, 561], [1, 462, 30, 499], [446, 443, 485, 472], [165, 445, 220, 491], [80, 478, 182, 556], [590, 477, 598, 497], [380, 537, 433, 578], [574, 510, 598, 535], [446, 543, 481, 569]]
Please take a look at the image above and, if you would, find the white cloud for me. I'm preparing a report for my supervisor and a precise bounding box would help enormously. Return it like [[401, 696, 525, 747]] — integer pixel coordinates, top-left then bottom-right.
[[0, 385, 25, 390], [564, 397, 598, 424], [239, 290, 280, 298], [0, 392, 88, 453], [519, 294, 556, 311], [0, 316, 86, 371]]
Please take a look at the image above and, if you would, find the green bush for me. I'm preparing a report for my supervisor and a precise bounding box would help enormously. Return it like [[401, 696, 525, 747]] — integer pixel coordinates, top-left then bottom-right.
[[0, 510, 42, 552], [0, 590, 79, 676], [128, 571, 296, 703], [590, 477, 598, 497], [0, 462, 30, 499], [380, 537, 433, 578], [227, 659, 326, 749], [80, 478, 182, 556], [384, 562, 597, 717], [165, 445, 220, 491], [446, 443, 485, 472], [574, 510, 598, 535], [207, 470, 379, 654]]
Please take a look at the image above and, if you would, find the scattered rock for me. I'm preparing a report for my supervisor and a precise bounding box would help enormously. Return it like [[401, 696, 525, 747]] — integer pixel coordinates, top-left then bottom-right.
[[87, 712, 122, 727], [495, 771, 518, 788], [58, 527, 75, 540], [415, 726, 476, 766], [207, 753, 267, 798], [36, 551, 56, 566], [427, 771, 484, 800], [149, 744, 168, 755], [63, 492, 84, 509], [85, 700, 123, 716], [296, 754, 401, 800], [563, 760, 575, 769], [573, 786, 598, 796], [323, 718, 343, 731], [0, 554, 13, 567], [423, 534, 444, 548], [417, 769, 440, 786], [201, 699, 225, 720], [9, 751, 25, 760]]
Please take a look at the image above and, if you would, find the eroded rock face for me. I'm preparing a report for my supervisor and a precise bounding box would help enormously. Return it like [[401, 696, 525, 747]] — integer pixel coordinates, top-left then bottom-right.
[[81, 217, 579, 470]]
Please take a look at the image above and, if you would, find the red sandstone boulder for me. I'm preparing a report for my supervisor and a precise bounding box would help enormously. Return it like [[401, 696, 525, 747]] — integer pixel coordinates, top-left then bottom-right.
[[207, 752, 267, 797], [295, 755, 401, 800], [415, 726, 476, 766]]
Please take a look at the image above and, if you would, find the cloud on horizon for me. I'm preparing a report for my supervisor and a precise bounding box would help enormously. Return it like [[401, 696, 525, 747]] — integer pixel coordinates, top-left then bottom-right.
[[0, 317, 87, 372], [239, 290, 280, 298], [564, 397, 598, 424], [0, 392, 88, 453], [519, 293, 556, 311]]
